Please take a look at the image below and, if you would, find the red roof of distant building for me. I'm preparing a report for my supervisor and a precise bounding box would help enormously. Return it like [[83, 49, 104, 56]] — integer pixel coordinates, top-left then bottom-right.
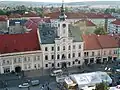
[[22, 12, 39, 17], [0, 15, 8, 21], [82, 34, 118, 50], [75, 19, 96, 26], [0, 31, 40, 54], [84, 13, 114, 19], [25, 17, 51, 32], [111, 19, 120, 25], [45, 12, 114, 19], [8, 14, 22, 18]]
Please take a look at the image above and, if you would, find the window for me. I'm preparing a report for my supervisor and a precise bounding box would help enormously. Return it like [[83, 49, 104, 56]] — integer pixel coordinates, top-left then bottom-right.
[[28, 64, 31, 69], [38, 64, 40, 68], [78, 53, 81, 57], [57, 54, 60, 59], [18, 58, 21, 62], [68, 45, 71, 50], [7, 60, 9, 64], [73, 53, 75, 57], [52, 63, 54, 67], [51, 55, 54, 59], [73, 61, 75, 65], [14, 58, 16, 63], [78, 61, 80, 64], [73, 45, 75, 49], [63, 46, 65, 50], [86, 52, 89, 56], [109, 50, 112, 55], [92, 52, 94, 56], [84, 52, 86, 57], [57, 63, 60, 67], [45, 64, 48, 67], [3, 60, 5, 64], [45, 47, 48, 51], [104, 51, 106, 55], [57, 46, 60, 51], [34, 64, 37, 69], [98, 51, 100, 56], [45, 55, 48, 60], [24, 57, 27, 62], [51, 47, 54, 51], [68, 54, 71, 58], [68, 62, 71, 66], [84, 52, 89, 56], [28, 57, 30, 61], [34, 56, 36, 61], [79, 45, 81, 49], [37, 56, 40, 60], [114, 50, 117, 54]]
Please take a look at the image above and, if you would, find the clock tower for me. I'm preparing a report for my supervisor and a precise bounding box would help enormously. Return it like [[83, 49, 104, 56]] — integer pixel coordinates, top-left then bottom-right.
[[57, 0, 69, 38]]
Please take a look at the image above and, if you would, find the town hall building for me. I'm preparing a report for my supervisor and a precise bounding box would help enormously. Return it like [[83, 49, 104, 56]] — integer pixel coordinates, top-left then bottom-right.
[[39, 3, 84, 69]]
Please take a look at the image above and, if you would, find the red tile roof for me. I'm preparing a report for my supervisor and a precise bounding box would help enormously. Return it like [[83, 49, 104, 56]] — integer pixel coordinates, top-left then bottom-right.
[[97, 35, 118, 48], [75, 19, 96, 26], [8, 14, 21, 18], [84, 13, 114, 19], [82, 34, 118, 50], [0, 31, 40, 54], [82, 34, 102, 50], [22, 12, 39, 17], [111, 19, 120, 25], [25, 18, 51, 32], [45, 12, 114, 19], [0, 15, 8, 21]]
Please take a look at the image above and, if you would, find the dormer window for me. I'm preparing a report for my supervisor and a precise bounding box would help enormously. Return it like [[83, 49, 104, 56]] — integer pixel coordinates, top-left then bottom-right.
[[62, 24, 66, 28]]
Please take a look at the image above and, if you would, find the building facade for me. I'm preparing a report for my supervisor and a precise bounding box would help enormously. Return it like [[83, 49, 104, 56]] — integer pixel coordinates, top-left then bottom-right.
[[39, 4, 84, 69], [82, 34, 118, 65], [0, 51, 42, 73]]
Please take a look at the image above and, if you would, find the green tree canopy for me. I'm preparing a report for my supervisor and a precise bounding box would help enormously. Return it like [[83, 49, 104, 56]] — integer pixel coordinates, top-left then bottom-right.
[[0, 9, 6, 15], [95, 82, 109, 90], [94, 27, 106, 35]]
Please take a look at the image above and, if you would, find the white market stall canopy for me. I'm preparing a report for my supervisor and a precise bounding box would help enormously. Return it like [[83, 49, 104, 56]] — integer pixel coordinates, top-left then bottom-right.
[[70, 71, 112, 87]]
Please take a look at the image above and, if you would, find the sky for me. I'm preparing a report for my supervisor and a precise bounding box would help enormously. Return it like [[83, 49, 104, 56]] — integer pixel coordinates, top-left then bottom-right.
[[1, 0, 117, 3]]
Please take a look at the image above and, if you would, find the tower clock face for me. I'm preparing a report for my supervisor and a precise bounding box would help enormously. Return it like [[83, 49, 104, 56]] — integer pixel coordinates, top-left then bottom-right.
[[62, 24, 66, 28]]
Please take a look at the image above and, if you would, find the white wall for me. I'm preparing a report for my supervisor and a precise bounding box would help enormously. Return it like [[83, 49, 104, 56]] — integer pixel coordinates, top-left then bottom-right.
[[0, 51, 42, 74]]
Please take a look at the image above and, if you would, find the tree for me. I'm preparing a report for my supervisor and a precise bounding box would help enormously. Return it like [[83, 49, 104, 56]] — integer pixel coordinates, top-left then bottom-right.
[[0, 9, 6, 15], [95, 82, 109, 90], [94, 27, 106, 35], [104, 8, 110, 14]]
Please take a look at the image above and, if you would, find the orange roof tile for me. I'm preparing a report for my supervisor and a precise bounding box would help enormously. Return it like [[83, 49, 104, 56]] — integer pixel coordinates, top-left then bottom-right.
[[82, 34, 118, 50]]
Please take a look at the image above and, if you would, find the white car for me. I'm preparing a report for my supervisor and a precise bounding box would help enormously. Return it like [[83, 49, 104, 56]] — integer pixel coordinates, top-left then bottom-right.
[[18, 83, 30, 88]]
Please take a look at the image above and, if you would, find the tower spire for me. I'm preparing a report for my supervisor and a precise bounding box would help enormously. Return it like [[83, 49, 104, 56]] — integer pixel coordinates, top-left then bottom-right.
[[59, 0, 66, 21]]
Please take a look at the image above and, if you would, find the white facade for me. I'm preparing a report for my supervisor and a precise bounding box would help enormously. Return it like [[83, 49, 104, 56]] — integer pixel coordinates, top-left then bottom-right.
[[0, 51, 42, 74], [41, 20, 84, 69], [108, 23, 120, 33]]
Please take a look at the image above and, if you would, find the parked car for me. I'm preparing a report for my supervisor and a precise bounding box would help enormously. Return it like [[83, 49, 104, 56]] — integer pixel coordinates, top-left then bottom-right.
[[50, 69, 63, 76], [18, 83, 30, 88], [31, 80, 40, 86]]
